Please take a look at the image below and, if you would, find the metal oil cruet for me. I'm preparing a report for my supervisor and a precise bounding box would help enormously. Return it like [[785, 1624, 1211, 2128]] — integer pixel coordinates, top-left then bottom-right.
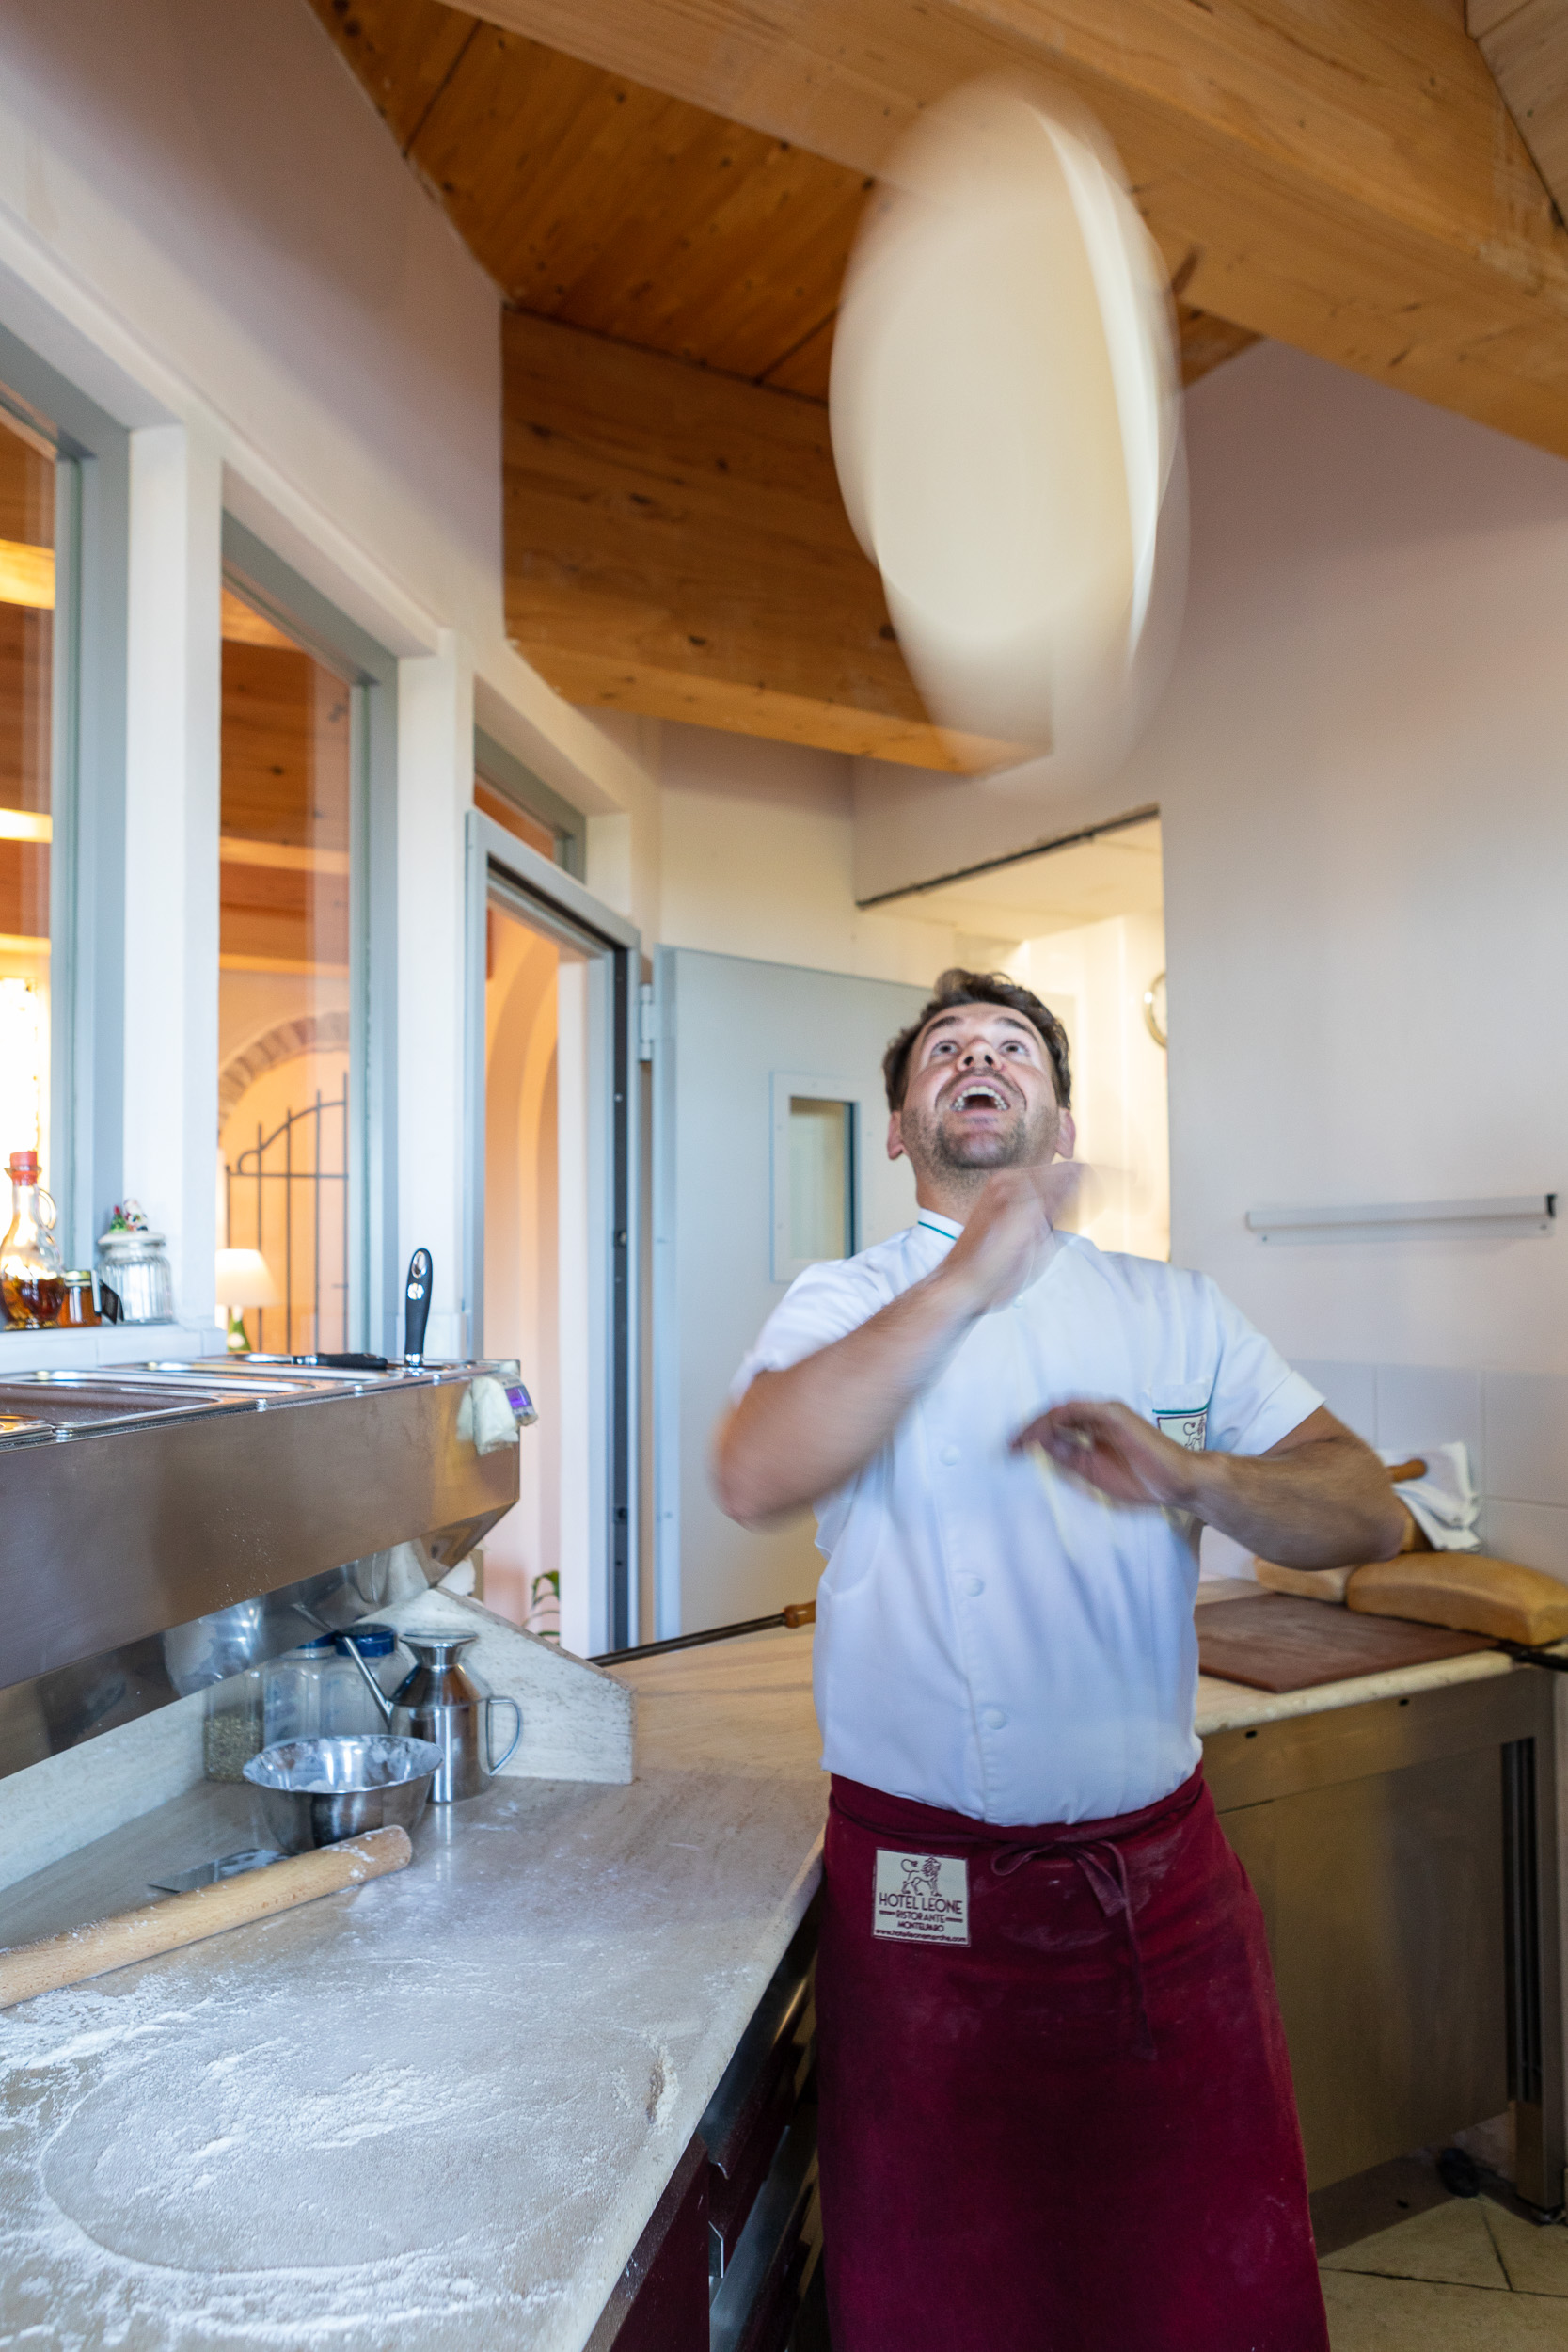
[[0, 1149, 65, 1327], [341, 1629, 521, 1802]]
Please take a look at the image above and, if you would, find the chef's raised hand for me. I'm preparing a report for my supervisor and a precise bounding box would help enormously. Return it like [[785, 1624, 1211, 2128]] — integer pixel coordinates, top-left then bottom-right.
[[1014, 1398, 1409, 1566], [1016, 1399, 1196, 1509], [716, 1159, 1082, 1526], [938, 1163, 1083, 1316]]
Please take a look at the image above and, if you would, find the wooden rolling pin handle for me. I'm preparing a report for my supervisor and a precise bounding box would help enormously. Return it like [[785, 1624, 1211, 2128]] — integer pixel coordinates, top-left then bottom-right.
[[1384, 1458, 1428, 1485], [0, 1825, 412, 2011], [781, 1600, 817, 1629]]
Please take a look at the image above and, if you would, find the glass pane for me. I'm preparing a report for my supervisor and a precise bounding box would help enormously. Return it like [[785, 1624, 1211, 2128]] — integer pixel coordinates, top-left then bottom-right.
[[789, 1097, 851, 1263], [218, 587, 353, 1355], [483, 892, 589, 1631], [475, 775, 557, 863], [0, 408, 55, 1187]]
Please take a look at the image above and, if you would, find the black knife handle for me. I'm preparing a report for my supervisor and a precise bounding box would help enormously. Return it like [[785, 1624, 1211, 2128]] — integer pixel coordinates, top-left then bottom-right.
[[404, 1248, 433, 1366]]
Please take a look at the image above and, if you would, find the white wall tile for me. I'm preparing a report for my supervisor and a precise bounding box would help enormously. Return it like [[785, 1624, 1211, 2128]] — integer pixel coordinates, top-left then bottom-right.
[[1374, 1365, 1485, 1491], [1291, 1360, 1376, 1442], [1484, 1373, 1568, 1505], [1478, 1497, 1568, 1582]]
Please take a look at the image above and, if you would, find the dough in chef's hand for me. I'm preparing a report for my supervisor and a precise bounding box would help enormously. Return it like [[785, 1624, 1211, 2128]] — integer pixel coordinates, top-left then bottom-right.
[[831, 77, 1185, 765]]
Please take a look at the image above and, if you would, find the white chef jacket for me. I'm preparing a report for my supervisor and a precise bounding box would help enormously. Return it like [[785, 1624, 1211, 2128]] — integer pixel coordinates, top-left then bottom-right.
[[734, 1213, 1322, 1826]]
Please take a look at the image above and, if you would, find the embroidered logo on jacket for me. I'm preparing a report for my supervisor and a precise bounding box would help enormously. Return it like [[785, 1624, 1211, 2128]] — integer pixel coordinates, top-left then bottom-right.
[[874, 1850, 970, 1944], [1154, 1406, 1209, 1452]]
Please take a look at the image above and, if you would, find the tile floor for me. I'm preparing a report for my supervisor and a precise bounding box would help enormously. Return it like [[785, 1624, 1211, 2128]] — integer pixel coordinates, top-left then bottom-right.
[[1321, 2192, 1568, 2346]]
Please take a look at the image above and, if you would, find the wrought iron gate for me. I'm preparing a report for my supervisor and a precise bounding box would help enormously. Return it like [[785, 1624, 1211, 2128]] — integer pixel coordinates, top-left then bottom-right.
[[224, 1089, 349, 1355]]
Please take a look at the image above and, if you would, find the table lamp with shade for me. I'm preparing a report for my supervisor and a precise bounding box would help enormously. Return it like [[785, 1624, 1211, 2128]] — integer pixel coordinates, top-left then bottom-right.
[[214, 1248, 278, 1355]]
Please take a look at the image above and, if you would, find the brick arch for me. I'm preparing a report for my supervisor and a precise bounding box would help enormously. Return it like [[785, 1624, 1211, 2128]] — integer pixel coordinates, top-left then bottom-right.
[[217, 1009, 352, 1126]]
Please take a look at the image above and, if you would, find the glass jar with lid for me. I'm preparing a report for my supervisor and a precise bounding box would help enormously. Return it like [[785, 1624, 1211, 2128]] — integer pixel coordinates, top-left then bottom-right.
[[261, 1633, 341, 1747], [96, 1200, 174, 1324], [58, 1271, 99, 1327]]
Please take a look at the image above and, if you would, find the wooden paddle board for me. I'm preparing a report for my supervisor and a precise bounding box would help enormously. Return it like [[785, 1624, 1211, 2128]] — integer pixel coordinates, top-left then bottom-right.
[[1196, 1594, 1491, 1694]]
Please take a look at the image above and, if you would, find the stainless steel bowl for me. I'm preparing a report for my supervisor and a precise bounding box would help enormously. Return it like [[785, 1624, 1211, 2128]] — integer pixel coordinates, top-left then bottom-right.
[[243, 1734, 440, 1853]]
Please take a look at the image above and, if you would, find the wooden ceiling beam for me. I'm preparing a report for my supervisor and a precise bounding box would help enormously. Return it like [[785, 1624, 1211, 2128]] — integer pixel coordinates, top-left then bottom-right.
[[503, 311, 1022, 770], [467, 0, 1568, 459], [1470, 3, 1568, 225]]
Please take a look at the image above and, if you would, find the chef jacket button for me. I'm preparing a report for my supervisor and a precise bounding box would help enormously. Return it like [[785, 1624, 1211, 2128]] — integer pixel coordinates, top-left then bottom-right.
[[980, 1705, 1006, 1730], [960, 1574, 985, 1597], [940, 1442, 960, 1465]]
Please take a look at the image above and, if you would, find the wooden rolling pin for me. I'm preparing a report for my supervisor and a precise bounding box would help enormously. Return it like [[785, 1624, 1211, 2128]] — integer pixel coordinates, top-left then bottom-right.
[[0, 1826, 411, 2010]]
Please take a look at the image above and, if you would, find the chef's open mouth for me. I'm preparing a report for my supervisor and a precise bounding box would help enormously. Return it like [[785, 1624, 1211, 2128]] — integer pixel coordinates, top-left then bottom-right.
[[948, 1081, 1013, 1112]]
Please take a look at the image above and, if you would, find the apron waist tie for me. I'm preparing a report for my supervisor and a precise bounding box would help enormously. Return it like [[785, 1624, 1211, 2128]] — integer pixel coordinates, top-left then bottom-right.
[[991, 1836, 1156, 2060]]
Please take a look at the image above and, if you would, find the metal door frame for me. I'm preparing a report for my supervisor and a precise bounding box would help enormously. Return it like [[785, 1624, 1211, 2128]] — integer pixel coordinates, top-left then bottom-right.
[[464, 810, 641, 1654]]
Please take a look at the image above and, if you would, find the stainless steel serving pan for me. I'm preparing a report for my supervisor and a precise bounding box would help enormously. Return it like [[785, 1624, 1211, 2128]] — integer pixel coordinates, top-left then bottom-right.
[[0, 1359, 523, 1781]]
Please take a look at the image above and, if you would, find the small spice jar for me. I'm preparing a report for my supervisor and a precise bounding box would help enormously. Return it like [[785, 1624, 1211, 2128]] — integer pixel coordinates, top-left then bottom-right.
[[56, 1271, 100, 1327], [97, 1220, 174, 1323]]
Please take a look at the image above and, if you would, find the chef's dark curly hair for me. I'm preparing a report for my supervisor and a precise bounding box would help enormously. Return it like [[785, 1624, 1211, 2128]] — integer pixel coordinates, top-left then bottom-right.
[[882, 970, 1071, 1112]]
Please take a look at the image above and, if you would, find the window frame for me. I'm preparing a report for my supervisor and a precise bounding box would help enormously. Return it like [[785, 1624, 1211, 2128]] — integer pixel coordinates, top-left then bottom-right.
[[474, 728, 586, 880], [0, 324, 129, 1265], [219, 517, 400, 1355]]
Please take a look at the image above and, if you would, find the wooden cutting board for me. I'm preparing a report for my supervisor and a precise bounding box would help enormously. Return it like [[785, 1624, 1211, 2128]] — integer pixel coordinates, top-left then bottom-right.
[[1196, 1594, 1493, 1693]]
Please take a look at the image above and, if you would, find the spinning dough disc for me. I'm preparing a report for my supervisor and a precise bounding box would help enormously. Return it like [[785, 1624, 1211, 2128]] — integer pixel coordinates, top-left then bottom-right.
[[831, 80, 1183, 760]]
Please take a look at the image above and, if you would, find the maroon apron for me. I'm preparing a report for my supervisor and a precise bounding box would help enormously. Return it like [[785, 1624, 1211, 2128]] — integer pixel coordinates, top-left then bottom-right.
[[816, 1766, 1328, 2352]]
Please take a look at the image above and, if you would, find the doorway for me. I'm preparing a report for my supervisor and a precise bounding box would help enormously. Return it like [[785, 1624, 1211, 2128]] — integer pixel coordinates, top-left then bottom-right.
[[875, 815, 1169, 1258], [467, 814, 638, 1659], [481, 892, 589, 1638]]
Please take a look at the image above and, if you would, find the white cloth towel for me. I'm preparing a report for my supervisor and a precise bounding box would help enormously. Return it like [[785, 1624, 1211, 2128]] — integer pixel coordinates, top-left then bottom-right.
[[1380, 1440, 1480, 1552]]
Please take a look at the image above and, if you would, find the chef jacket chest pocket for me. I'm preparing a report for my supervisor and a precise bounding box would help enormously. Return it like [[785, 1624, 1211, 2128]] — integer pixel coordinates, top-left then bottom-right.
[[1145, 1378, 1213, 1454]]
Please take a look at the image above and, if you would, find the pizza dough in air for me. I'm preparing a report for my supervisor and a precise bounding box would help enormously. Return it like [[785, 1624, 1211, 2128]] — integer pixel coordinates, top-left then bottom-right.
[[831, 79, 1185, 765]]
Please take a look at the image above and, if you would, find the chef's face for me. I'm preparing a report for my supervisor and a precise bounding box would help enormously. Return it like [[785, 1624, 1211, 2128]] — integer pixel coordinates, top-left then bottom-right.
[[889, 1005, 1072, 1177]]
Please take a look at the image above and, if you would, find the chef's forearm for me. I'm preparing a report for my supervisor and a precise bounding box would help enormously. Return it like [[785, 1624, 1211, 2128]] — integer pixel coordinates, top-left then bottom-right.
[[713, 1270, 981, 1525], [1184, 1437, 1407, 1569]]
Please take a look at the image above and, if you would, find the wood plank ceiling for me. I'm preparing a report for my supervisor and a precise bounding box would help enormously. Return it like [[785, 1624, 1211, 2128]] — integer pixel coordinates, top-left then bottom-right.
[[309, 2, 1568, 764], [310, 0, 1252, 403], [308, 0, 1263, 768]]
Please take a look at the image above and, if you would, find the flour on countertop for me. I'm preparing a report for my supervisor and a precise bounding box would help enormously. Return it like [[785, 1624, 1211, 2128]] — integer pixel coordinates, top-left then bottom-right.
[[0, 1649, 827, 2351]]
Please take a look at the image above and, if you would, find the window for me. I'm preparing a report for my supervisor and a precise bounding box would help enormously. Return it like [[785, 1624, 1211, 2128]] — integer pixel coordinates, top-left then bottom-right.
[[217, 586, 355, 1354], [215, 519, 398, 1357], [771, 1073, 863, 1281], [788, 1097, 854, 1263], [0, 405, 54, 1182]]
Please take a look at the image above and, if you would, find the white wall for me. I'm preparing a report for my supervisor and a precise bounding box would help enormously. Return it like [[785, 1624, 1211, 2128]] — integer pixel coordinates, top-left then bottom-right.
[[1126, 343, 1568, 1375], [1101, 342, 1568, 1573], [595, 716, 965, 987]]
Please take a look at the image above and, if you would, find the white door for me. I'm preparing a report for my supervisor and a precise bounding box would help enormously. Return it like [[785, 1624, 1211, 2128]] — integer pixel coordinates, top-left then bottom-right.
[[650, 949, 927, 1637]]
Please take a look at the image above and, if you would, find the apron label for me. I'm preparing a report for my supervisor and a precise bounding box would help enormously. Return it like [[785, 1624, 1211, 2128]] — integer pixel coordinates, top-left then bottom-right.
[[1155, 1406, 1208, 1452], [873, 1850, 970, 1945]]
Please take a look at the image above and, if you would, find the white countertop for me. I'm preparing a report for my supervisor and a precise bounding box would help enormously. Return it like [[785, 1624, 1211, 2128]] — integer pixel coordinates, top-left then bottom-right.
[[0, 1629, 826, 2352], [1195, 1646, 1514, 1734], [0, 1604, 1538, 2350]]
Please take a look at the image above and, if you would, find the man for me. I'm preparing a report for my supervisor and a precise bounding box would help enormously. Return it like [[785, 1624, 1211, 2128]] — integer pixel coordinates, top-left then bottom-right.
[[714, 970, 1403, 2352]]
